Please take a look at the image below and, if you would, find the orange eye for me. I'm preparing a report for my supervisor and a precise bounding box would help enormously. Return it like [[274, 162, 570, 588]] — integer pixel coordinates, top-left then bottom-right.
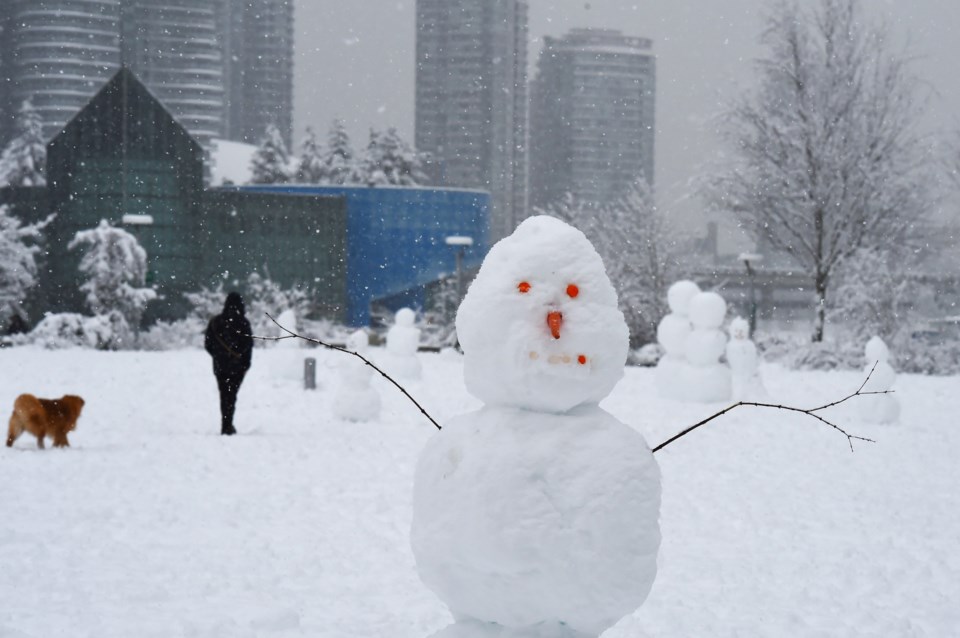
[[518, 281, 531, 293], [577, 354, 587, 365], [566, 284, 579, 298]]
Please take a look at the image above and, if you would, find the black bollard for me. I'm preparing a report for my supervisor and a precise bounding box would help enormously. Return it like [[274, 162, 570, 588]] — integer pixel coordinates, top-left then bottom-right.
[[304, 357, 317, 390]]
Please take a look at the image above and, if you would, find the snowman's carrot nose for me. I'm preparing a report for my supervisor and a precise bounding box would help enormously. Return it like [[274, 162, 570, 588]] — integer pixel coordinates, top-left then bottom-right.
[[547, 311, 563, 339]]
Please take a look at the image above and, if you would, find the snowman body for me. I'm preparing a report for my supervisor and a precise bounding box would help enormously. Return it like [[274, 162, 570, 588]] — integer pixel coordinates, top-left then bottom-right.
[[411, 216, 661, 637], [859, 336, 899, 424], [726, 317, 767, 401], [681, 291, 732, 403], [332, 329, 381, 422], [384, 307, 423, 380], [655, 280, 700, 399]]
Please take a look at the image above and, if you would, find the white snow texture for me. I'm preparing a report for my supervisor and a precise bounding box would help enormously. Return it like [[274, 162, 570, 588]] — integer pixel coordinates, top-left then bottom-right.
[[413, 215, 661, 637]]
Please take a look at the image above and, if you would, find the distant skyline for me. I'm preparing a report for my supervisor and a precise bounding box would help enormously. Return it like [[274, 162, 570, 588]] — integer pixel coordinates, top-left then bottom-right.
[[294, 1, 960, 228]]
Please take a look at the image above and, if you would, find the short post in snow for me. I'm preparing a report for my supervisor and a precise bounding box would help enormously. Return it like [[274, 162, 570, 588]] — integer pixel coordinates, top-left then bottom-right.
[[304, 357, 317, 390]]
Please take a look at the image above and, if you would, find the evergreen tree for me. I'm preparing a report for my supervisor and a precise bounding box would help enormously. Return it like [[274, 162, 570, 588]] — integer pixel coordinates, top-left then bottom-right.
[[0, 99, 46, 188], [320, 119, 357, 185], [0, 205, 52, 324], [296, 126, 324, 183], [69, 219, 157, 344], [249, 123, 292, 184], [356, 127, 427, 186]]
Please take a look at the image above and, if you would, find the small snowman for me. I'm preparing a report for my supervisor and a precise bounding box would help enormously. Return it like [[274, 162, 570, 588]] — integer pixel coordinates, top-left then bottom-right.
[[725, 316, 767, 401], [859, 336, 899, 424], [380, 307, 423, 380], [411, 216, 661, 638], [682, 291, 732, 403], [271, 308, 303, 381], [332, 329, 380, 422], [655, 280, 700, 399]]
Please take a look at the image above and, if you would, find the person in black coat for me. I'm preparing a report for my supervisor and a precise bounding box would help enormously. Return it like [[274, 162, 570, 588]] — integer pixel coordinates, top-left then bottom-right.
[[204, 292, 254, 435]]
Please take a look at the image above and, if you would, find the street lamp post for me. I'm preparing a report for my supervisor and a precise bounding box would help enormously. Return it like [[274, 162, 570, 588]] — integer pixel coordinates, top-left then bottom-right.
[[738, 252, 763, 338], [444, 235, 474, 307]]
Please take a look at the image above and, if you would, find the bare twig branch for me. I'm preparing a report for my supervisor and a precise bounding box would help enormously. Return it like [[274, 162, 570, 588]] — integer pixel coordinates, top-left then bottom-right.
[[254, 314, 443, 430], [652, 363, 888, 454]]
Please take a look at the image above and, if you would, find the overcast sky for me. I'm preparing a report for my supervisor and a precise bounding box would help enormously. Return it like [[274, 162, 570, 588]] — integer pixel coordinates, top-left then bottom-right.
[[294, 0, 960, 229]]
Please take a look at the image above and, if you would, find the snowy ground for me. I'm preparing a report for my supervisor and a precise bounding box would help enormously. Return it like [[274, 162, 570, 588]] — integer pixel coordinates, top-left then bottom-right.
[[1, 345, 957, 637]]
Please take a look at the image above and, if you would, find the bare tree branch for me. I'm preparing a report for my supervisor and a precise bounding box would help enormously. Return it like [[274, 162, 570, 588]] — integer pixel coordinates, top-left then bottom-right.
[[254, 314, 443, 431], [652, 363, 885, 454]]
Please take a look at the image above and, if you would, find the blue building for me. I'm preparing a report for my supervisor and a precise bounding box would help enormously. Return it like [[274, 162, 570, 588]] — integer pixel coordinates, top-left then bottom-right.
[[233, 185, 489, 326], [0, 68, 490, 327]]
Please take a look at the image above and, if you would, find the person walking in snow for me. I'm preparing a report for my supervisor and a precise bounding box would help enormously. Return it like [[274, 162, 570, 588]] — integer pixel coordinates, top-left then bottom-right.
[[204, 292, 254, 435]]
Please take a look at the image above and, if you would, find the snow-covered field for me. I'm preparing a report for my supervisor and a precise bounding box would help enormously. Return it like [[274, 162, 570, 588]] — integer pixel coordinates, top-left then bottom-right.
[[1, 345, 957, 637]]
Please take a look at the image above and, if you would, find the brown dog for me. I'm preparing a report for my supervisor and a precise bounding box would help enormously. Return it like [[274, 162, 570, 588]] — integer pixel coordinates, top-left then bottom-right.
[[6, 394, 85, 449]]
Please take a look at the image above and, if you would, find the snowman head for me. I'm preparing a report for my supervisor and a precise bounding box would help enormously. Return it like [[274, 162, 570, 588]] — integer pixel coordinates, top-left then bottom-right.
[[456, 215, 629, 413], [728, 316, 750, 341], [689, 291, 727, 330], [395, 307, 416, 328], [347, 329, 369, 353], [865, 336, 889, 363], [667, 280, 701, 316]]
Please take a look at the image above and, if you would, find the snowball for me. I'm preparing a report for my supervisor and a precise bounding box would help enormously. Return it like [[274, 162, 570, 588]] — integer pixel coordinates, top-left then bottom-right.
[[275, 309, 298, 348], [411, 404, 661, 637], [667, 280, 701, 315], [859, 393, 900, 424], [656, 313, 691, 356], [688, 291, 727, 329], [685, 328, 727, 367], [456, 215, 629, 413], [726, 338, 758, 376], [865, 336, 890, 364]]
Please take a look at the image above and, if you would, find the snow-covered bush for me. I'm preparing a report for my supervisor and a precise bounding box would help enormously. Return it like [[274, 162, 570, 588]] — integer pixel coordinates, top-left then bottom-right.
[[137, 317, 206, 351], [16, 312, 124, 350], [0, 99, 46, 188], [0, 205, 52, 325], [244, 272, 310, 341], [69, 219, 157, 346]]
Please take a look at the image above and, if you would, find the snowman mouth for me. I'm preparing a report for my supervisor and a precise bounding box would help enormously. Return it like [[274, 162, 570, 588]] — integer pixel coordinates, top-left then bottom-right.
[[528, 351, 589, 367]]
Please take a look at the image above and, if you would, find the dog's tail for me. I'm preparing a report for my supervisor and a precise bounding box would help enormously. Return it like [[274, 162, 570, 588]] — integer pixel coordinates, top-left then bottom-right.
[[6, 409, 23, 447]]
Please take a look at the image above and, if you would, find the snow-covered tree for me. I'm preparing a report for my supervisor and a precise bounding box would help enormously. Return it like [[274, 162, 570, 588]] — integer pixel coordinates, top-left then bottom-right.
[[706, 0, 931, 342], [355, 127, 427, 186], [69, 219, 157, 345], [0, 205, 52, 325], [249, 123, 292, 184], [296, 126, 324, 183], [540, 180, 682, 347], [244, 272, 310, 342], [320, 119, 357, 185], [0, 99, 46, 188]]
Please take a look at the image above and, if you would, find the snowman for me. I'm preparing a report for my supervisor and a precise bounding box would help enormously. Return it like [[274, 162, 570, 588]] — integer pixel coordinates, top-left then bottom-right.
[[332, 329, 380, 422], [655, 280, 700, 399], [859, 336, 899, 424], [411, 216, 661, 638], [270, 308, 303, 382], [380, 307, 423, 380], [680, 290, 732, 403], [725, 316, 767, 401]]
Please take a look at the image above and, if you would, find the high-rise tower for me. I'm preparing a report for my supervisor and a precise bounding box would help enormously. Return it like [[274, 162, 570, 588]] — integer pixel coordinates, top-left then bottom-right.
[[121, 0, 224, 149], [415, 0, 529, 241], [529, 28, 656, 209], [1, 0, 122, 142], [220, 0, 294, 147]]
